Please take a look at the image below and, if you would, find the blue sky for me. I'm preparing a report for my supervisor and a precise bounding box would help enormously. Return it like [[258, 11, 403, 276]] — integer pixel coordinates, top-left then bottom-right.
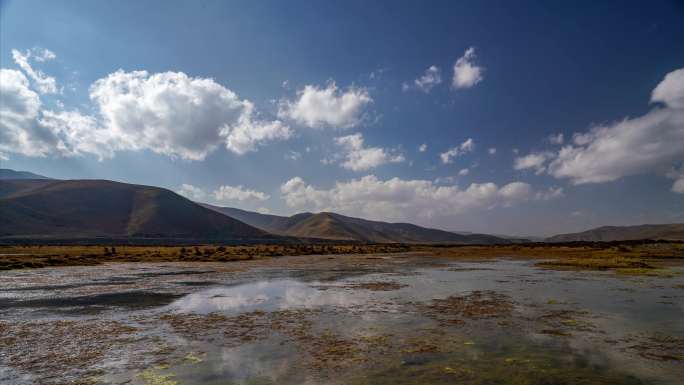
[[1, 0, 684, 236]]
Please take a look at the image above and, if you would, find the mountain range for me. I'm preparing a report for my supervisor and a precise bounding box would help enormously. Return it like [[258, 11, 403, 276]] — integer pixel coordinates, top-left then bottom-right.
[[0, 177, 266, 240], [202, 204, 507, 244], [545, 224, 684, 242], [0, 169, 51, 180], [2, 168, 682, 243]]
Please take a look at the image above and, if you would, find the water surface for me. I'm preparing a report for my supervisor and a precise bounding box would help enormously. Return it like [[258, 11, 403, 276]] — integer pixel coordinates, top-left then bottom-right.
[[0, 256, 682, 384]]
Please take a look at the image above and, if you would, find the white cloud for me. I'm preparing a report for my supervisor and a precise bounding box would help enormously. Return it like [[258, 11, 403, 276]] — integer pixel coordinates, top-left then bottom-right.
[[666, 166, 684, 194], [409, 65, 442, 92], [536, 186, 564, 200], [419, 143, 428, 152], [440, 138, 474, 164], [458, 168, 469, 176], [452, 47, 484, 89], [547, 67, 684, 191], [672, 178, 684, 194], [37, 109, 112, 159], [333, 133, 404, 171], [177, 184, 206, 201], [0, 68, 290, 160], [651, 68, 684, 109], [278, 82, 372, 129], [214, 185, 270, 202], [32, 48, 57, 62], [488, 147, 497, 155], [280, 175, 553, 222], [11, 49, 59, 94], [514, 151, 554, 175], [285, 150, 302, 161], [548, 133, 564, 145], [0, 69, 55, 157], [90, 70, 290, 159]]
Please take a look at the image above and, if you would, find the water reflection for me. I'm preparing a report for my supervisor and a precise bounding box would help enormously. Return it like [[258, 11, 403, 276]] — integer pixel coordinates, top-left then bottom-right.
[[167, 279, 371, 314]]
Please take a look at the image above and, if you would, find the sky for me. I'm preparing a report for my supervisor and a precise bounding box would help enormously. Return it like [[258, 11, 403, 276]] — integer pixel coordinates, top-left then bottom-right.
[[1, 0, 684, 237]]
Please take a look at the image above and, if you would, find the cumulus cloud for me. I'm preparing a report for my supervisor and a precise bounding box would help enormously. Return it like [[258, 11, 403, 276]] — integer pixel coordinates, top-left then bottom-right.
[[458, 168, 469, 176], [548, 133, 564, 145], [177, 184, 206, 201], [333, 133, 404, 171], [514, 151, 554, 175], [440, 138, 474, 164], [536, 186, 564, 200], [419, 143, 428, 152], [452, 47, 484, 89], [11, 49, 59, 94], [0, 67, 290, 160], [280, 175, 556, 222], [0, 69, 55, 157], [547, 67, 684, 191], [488, 147, 497, 155], [90, 70, 290, 159], [278, 82, 372, 129], [651, 68, 684, 109], [406, 65, 442, 92], [214, 185, 270, 202], [667, 166, 684, 194]]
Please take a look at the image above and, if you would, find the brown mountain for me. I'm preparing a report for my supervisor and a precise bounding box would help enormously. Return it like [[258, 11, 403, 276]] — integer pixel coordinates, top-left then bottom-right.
[[546, 224, 684, 242], [202, 204, 509, 244], [0, 168, 51, 180], [0, 179, 268, 240]]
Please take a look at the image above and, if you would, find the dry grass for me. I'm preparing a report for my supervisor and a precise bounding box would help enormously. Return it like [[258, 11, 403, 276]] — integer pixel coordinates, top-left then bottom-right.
[[0, 244, 410, 271], [2, 242, 683, 276], [419, 242, 684, 275]]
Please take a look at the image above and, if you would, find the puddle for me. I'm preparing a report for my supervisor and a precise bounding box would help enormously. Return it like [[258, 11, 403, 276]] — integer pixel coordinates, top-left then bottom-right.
[[0, 256, 682, 384]]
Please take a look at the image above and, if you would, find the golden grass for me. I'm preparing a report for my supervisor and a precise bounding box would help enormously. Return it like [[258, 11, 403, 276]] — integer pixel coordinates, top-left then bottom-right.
[[0, 243, 409, 271], [1, 242, 683, 276]]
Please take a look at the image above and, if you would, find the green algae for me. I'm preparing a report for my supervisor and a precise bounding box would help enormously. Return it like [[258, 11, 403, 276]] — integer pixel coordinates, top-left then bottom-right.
[[138, 365, 178, 385]]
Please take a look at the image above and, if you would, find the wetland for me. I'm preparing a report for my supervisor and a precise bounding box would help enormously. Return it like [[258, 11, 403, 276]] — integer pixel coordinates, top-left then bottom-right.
[[0, 244, 683, 384]]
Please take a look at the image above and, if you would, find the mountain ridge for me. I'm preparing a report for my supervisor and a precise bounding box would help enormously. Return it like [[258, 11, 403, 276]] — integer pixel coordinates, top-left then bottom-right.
[[0, 179, 268, 240], [0, 168, 51, 180], [202, 204, 510, 244], [546, 223, 684, 242]]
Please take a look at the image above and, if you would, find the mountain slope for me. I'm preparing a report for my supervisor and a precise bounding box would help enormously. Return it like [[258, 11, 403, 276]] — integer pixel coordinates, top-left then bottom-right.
[[200, 204, 311, 234], [204, 204, 509, 244], [546, 224, 684, 242], [0, 179, 268, 239], [0, 179, 57, 199], [0, 168, 51, 180]]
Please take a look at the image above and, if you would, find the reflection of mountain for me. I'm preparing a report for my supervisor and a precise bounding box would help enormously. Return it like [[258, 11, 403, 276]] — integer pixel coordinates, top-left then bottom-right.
[[546, 224, 684, 242], [203, 204, 510, 244]]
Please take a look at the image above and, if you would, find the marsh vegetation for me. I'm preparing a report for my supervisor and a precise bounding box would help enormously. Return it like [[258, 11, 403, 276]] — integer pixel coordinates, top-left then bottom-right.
[[0, 243, 682, 384]]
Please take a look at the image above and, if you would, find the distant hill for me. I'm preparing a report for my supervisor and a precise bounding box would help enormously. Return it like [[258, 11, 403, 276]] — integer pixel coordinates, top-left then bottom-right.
[[203, 204, 509, 244], [0, 168, 51, 180], [0, 179, 268, 240], [546, 224, 684, 242]]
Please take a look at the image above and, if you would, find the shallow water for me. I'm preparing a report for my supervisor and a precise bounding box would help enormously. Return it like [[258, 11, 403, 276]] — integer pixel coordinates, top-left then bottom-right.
[[0, 256, 682, 384]]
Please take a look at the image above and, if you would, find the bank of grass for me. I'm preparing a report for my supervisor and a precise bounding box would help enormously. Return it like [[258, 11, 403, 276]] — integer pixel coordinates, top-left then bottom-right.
[[416, 241, 684, 276], [1, 241, 683, 274], [0, 244, 410, 271]]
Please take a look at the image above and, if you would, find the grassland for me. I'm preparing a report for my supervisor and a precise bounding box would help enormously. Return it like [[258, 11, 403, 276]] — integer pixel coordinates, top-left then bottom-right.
[[420, 241, 684, 276], [1, 241, 683, 276], [0, 243, 410, 270]]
